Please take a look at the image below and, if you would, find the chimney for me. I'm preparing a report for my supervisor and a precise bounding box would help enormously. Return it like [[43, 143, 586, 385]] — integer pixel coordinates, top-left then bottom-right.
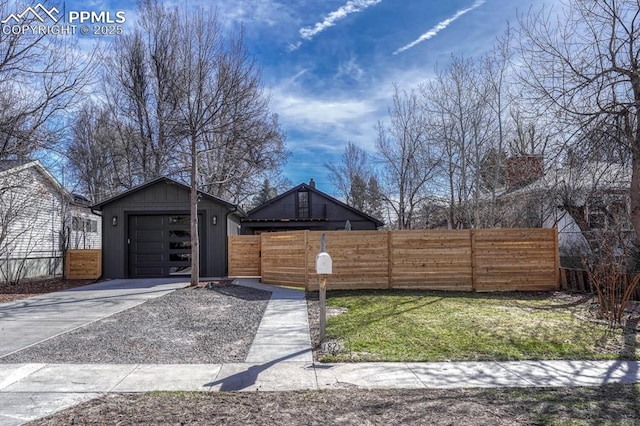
[[506, 155, 544, 189], [309, 178, 316, 188]]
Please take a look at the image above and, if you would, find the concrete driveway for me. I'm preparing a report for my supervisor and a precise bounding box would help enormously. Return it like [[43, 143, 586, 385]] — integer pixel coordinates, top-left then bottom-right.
[[0, 278, 189, 358]]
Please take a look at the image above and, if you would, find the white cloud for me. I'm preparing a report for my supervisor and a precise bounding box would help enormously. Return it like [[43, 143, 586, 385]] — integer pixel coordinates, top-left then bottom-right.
[[298, 0, 382, 43], [269, 65, 432, 157], [335, 56, 365, 82], [212, 0, 292, 27], [394, 0, 486, 55]]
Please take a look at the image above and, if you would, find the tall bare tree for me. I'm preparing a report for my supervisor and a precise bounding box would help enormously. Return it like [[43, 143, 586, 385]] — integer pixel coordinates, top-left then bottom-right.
[[326, 142, 375, 208], [68, 0, 285, 209], [193, 29, 287, 205], [67, 103, 137, 202], [100, 0, 182, 185], [376, 86, 439, 229], [423, 56, 495, 228], [167, 6, 284, 285], [0, 0, 94, 161], [517, 0, 640, 242]]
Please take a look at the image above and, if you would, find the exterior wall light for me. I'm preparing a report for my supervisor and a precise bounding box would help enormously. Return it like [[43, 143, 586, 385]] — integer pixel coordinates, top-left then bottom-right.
[[212, 215, 218, 225], [112, 215, 118, 226]]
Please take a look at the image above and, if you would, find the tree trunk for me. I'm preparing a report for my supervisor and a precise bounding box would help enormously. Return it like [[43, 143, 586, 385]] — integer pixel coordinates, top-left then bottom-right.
[[630, 152, 640, 243], [190, 134, 199, 286]]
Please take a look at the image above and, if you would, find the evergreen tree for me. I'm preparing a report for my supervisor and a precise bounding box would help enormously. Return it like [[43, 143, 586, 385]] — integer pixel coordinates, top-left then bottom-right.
[[252, 178, 277, 208]]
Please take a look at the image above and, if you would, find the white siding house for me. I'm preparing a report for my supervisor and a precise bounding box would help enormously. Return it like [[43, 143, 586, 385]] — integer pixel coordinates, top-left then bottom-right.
[[0, 160, 101, 283], [495, 160, 631, 266]]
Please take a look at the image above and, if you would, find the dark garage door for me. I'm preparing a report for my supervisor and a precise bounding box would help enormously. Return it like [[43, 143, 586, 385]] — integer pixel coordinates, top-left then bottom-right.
[[128, 214, 204, 278]]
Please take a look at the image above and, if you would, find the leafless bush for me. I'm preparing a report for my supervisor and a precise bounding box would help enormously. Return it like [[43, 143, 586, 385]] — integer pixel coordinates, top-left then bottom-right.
[[584, 231, 639, 326]]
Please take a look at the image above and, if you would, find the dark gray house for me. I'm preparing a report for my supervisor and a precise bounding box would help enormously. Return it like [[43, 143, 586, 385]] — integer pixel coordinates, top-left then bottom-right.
[[241, 180, 383, 234], [93, 177, 243, 279]]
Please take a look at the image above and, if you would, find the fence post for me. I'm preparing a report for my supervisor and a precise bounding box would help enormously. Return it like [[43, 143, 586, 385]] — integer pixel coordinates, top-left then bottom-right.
[[260, 234, 264, 283], [554, 227, 560, 289], [470, 229, 477, 291], [304, 230, 309, 290], [387, 230, 393, 289]]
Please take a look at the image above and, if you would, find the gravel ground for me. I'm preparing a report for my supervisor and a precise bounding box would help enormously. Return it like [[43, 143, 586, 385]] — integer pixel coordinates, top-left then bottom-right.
[[0, 284, 271, 364], [306, 292, 322, 360]]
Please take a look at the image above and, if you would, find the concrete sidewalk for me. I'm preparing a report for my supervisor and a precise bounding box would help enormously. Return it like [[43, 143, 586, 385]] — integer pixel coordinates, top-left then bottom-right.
[[238, 279, 313, 363]]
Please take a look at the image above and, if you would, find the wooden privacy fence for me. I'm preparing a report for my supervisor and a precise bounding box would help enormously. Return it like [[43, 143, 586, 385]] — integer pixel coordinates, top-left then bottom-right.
[[228, 229, 559, 292], [228, 235, 261, 276], [559, 267, 640, 300], [65, 249, 102, 279]]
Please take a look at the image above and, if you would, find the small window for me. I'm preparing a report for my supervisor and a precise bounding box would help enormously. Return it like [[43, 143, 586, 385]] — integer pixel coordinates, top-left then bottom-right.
[[169, 230, 190, 238], [85, 219, 97, 233], [298, 191, 309, 218], [71, 217, 83, 231], [170, 253, 191, 262], [169, 266, 191, 275], [168, 216, 190, 225], [170, 241, 191, 250], [588, 210, 606, 229]]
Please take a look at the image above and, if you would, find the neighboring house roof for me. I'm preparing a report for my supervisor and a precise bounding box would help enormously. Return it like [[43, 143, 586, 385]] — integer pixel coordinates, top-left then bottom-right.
[[0, 159, 69, 196], [92, 176, 245, 216], [497, 162, 631, 203], [244, 182, 384, 227], [0, 159, 31, 172]]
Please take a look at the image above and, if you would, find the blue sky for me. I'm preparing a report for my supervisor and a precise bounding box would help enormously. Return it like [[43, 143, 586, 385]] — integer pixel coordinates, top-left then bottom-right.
[[19, 0, 555, 196], [211, 0, 550, 194]]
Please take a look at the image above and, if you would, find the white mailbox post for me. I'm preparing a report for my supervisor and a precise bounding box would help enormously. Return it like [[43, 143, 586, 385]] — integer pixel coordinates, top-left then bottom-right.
[[316, 234, 332, 341]]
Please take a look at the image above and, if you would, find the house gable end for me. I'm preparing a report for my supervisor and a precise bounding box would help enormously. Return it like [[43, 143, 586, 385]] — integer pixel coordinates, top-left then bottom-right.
[[244, 182, 384, 228]]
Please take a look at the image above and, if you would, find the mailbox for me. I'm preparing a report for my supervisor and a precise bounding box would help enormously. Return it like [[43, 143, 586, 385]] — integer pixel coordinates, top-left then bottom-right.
[[316, 252, 333, 275]]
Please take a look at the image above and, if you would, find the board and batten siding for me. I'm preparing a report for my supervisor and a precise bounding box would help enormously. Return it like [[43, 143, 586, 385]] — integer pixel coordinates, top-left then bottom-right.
[[99, 179, 238, 279]]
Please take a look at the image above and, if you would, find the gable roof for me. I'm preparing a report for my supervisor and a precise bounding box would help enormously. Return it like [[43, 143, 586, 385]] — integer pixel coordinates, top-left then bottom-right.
[[246, 182, 384, 227], [92, 176, 244, 215], [498, 162, 630, 198], [0, 159, 69, 196], [0, 159, 31, 172]]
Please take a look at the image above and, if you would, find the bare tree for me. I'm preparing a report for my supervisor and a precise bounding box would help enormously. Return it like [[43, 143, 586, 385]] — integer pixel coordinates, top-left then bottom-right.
[[516, 0, 640, 242], [169, 6, 284, 285], [100, 1, 182, 185], [192, 29, 286, 205], [325, 142, 379, 211], [68, 0, 285, 208], [67, 103, 136, 202], [0, 0, 94, 161], [376, 86, 439, 229], [423, 56, 495, 228]]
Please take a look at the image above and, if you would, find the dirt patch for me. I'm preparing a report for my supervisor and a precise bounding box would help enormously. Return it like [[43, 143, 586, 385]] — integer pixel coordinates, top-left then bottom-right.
[[0, 278, 95, 303], [28, 384, 640, 425]]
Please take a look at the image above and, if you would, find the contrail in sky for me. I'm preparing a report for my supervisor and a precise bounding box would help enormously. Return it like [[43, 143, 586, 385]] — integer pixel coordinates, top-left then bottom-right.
[[299, 0, 382, 41], [394, 0, 486, 55]]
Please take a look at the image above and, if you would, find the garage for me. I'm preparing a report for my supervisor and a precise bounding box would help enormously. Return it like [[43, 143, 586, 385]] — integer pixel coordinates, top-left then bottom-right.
[[93, 177, 243, 279], [128, 214, 205, 278]]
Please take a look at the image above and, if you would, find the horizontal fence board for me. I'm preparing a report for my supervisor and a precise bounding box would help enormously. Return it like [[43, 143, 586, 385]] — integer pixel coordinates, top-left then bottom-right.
[[65, 249, 101, 279], [391, 230, 473, 291], [307, 231, 389, 290], [260, 231, 307, 287], [228, 235, 261, 277]]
